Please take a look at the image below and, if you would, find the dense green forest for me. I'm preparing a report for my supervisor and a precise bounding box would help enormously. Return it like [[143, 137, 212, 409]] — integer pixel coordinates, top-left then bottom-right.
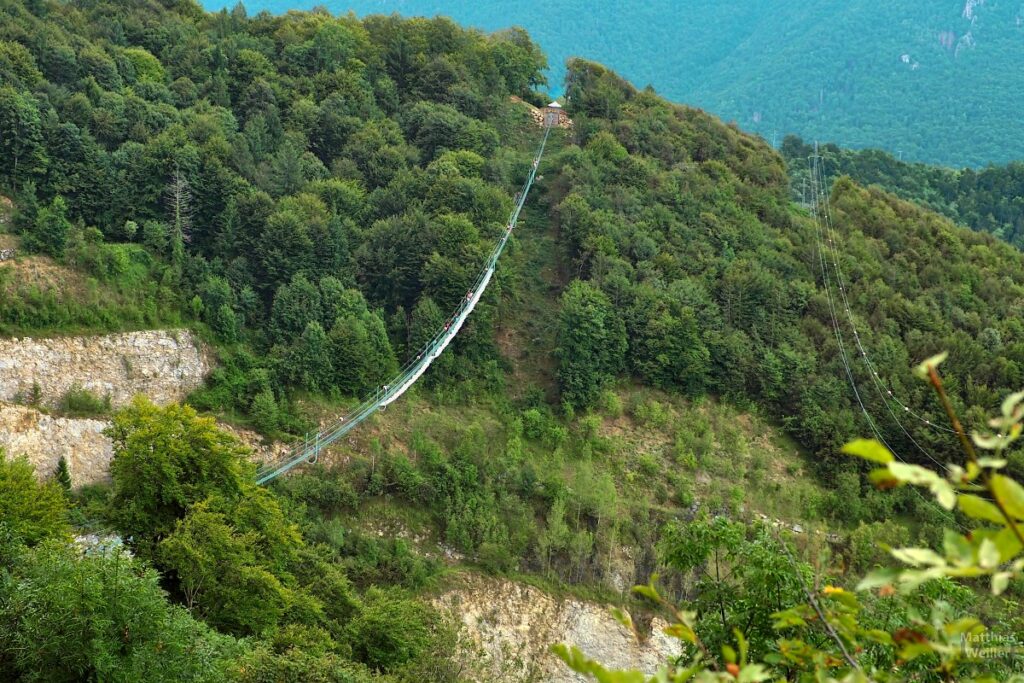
[[207, 0, 1024, 167], [782, 135, 1024, 250], [2, 0, 1024, 680]]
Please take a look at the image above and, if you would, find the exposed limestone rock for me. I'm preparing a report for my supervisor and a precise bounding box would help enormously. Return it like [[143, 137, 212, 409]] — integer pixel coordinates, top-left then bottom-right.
[[0, 329, 210, 409], [217, 422, 292, 466], [0, 403, 111, 487], [435, 575, 676, 683]]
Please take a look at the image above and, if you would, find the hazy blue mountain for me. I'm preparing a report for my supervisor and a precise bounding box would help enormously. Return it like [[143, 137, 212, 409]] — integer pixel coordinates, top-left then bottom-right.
[[204, 0, 1024, 167]]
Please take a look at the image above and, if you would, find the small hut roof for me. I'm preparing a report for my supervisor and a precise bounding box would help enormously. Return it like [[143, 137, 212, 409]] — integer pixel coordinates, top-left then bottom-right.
[[546, 101, 562, 109]]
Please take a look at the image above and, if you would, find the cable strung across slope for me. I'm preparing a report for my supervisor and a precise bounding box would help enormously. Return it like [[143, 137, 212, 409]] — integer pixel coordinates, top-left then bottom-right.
[[810, 157, 954, 474], [255, 127, 552, 485], [808, 150, 967, 531], [812, 159, 956, 436]]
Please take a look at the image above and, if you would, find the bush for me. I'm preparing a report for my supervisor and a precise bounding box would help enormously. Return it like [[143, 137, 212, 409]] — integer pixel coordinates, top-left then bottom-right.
[[274, 468, 360, 514], [846, 520, 910, 572], [54, 456, 71, 493], [477, 540, 516, 573], [0, 540, 240, 681], [250, 388, 280, 433], [0, 451, 69, 545], [631, 398, 670, 428], [56, 384, 110, 417], [348, 587, 437, 672], [597, 389, 623, 417]]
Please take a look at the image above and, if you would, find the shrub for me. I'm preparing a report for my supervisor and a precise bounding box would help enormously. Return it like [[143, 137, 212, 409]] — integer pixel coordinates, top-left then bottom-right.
[[57, 384, 110, 417], [0, 451, 69, 545], [348, 587, 437, 672], [846, 520, 910, 572]]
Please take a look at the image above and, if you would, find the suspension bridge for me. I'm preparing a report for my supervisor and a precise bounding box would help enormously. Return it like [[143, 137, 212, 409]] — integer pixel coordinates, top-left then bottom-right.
[[256, 127, 552, 484]]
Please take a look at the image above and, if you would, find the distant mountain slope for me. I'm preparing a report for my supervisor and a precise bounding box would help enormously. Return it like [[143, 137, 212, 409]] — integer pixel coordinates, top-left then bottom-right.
[[781, 136, 1024, 249], [207, 0, 1024, 167]]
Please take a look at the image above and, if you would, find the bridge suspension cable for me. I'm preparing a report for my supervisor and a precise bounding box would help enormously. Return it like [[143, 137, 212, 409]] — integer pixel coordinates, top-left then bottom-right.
[[255, 127, 552, 485]]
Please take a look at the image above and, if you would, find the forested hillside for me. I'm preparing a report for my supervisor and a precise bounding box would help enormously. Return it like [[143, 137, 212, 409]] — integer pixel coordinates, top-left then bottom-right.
[[782, 135, 1024, 250], [2, 1, 1024, 680], [209, 0, 1024, 166]]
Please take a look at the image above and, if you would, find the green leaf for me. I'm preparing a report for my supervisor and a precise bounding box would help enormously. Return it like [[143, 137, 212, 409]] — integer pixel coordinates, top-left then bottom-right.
[[610, 607, 633, 631], [842, 439, 894, 464], [993, 527, 1023, 562], [1001, 390, 1024, 418], [913, 351, 947, 379], [973, 433, 1005, 450], [550, 644, 647, 683], [959, 494, 1005, 524], [662, 623, 697, 644], [733, 628, 749, 666], [738, 664, 771, 682], [977, 457, 1008, 469], [888, 461, 938, 484], [992, 572, 1011, 595], [991, 474, 1024, 520], [978, 538, 1000, 569], [890, 547, 946, 567], [900, 641, 936, 661], [631, 581, 661, 603], [934, 480, 957, 510], [942, 529, 973, 565], [864, 629, 894, 645], [868, 467, 900, 488], [886, 462, 956, 508], [856, 568, 899, 591]]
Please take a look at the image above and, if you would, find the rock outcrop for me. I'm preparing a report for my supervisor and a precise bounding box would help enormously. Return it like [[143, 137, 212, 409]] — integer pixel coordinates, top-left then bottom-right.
[[0, 403, 111, 487], [435, 575, 676, 683], [0, 329, 216, 486], [0, 329, 210, 409]]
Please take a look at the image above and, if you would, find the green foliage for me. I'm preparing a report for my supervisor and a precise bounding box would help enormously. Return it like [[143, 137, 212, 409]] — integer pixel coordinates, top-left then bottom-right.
[[232, 633, 377, 683], [0, 0, 547, 422], [256, 0, 1024, 166], [847, 520, 910, 573], [556, 371, 1024, 682], [659, 516, 808, 658], [54, 456, 72, 494], [348, 587, 437, 673], [0, 450, 69, 546], [556, 280, 627, 408], [0, 86, 46, 188], [547, 57, 1024, 487], [24, 195, 70, 257], [0, 540, 240, 683], [106, 397, 253, 550], [158, 493, 300, 636], [56, 383, 111, 417]]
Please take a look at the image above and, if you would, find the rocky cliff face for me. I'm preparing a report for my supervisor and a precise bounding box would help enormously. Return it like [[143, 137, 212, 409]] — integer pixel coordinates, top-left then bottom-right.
[[435, 575, 676, 682], [0, 329, 210, 408], [0, 404, 110, 487], [0, 329, 212, 486]]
